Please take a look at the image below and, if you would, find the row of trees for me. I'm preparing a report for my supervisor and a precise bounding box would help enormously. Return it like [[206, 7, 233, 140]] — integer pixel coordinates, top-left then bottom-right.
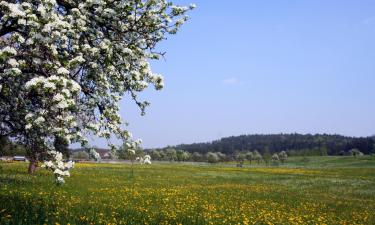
[[140, 148, 288, 165]]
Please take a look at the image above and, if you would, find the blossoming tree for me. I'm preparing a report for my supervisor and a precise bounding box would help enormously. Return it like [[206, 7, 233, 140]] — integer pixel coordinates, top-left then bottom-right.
[[0, 0, 194, 176]]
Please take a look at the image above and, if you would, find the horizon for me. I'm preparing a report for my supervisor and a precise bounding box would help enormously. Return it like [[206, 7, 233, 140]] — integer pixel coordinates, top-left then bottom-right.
[[81, 0, 375, 149]]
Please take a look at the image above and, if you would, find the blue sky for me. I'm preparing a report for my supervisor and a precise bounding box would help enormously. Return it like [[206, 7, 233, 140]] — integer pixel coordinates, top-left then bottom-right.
[[94, 1, 375, 148]]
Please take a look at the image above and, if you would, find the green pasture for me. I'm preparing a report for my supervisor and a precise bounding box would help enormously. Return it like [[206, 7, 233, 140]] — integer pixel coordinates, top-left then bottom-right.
[[0, 156, 374, 224]]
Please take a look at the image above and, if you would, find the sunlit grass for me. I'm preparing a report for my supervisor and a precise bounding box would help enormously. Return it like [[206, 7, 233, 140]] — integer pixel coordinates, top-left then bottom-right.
[[1, 156, 375, 224]]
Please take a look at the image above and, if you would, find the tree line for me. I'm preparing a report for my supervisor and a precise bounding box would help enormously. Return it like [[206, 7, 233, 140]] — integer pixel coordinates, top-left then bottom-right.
[[150, 133, 375, 156], [145, 148, 289, 165]]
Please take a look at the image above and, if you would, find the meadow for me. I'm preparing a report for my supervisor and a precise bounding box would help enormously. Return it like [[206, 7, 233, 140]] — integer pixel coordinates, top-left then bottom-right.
[[0, 156, 375, 225]]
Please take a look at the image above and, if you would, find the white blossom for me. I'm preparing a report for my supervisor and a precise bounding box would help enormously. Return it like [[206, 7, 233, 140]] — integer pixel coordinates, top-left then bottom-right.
[[7, 58, 19, 67], [42, 150, 74, 185], [6, 68, 22, 75], [5, 3, 26, 18], [44, 82, 56, 90], [53, 93, 65, 102], [0, 46, 17, 56], [56, 101, 69, 109], [57, 67, 70, 75], [34, 116, 45, 124], [18, 19, 26, 26]]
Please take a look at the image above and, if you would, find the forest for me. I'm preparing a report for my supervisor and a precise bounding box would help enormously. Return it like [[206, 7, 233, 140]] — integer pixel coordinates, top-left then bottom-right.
[[155, 133, 375, 156]]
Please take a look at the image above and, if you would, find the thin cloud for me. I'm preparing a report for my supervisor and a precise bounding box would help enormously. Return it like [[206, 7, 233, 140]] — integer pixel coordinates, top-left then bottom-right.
[[222, 77, 240, 85]]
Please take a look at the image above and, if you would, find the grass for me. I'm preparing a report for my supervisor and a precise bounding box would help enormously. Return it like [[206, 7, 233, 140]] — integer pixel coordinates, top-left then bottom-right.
[[0, 156, 375, 224]]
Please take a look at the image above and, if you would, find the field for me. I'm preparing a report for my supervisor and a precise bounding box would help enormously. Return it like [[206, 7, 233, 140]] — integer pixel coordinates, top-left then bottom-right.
[[1, 156, 375, 225]]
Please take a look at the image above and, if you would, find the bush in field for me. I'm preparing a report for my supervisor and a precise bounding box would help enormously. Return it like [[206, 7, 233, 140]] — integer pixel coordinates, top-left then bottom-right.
[[207, 152, 219, 164], [278, 151, 288, 163], [0, 0, 194, 182]]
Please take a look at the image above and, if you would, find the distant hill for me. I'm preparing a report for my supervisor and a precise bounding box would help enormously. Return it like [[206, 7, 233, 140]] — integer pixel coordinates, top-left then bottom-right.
[[155, 134, 375, 156]]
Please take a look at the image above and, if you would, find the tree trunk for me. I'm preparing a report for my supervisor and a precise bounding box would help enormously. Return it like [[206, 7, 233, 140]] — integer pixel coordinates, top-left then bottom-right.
[[28, 160, 37, 174]]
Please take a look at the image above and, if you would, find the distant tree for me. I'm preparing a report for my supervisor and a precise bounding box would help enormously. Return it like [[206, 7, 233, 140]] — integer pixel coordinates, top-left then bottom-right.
[[176, 150, 190, 162], [278, 151, 288, 163], [182, 151, 191, 161], [2, 144, 26, 157], [104, 150, 118, 160], [165, 149, 177, 161], [158, 151, 166, 161], [72, 151, 89, 160], [149, 150, 162, 161], [349, 148, 364, 157], [118, 141, 142, 161], [263, 147, 272, 165], [0, 136, 11, 156], [216, 152, 227, 162], [271, 153, 280, 166], [192, 152, 203, 162], [0, 139, 28, 157], [271, 153, 279, 162], [245, 151, 254, 164], [253, 150, 262, 164], [206, 152, 219, 164], [235, 152, 246, 167]]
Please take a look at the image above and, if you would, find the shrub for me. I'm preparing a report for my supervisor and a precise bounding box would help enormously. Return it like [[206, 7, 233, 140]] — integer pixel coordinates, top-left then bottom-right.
[[207, 152, 219, 164]]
